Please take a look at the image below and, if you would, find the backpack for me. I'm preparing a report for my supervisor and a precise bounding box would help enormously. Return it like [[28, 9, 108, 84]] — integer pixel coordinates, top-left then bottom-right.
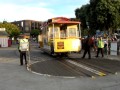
[[19, 39, 29, 51]]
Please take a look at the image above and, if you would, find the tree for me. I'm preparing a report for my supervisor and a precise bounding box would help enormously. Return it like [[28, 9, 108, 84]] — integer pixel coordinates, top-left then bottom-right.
[[30, 29, 40, 37], [0, 22, 20, 38], [75, 0, 120, 35], [75, 5, 90, 29], [75, 4, 91, 36], [89, 0, 120, 33]]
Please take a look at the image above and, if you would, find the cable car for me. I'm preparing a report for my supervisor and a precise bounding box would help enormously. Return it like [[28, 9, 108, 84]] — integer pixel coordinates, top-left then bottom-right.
[[39, 17, 81, 56]]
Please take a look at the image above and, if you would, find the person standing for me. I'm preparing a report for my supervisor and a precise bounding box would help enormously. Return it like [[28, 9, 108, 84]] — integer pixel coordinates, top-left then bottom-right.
[[38, 33, 43, 48], [18, 35, 29, 65], [96, 36, 104, 57], [81, 35, 92, 59]]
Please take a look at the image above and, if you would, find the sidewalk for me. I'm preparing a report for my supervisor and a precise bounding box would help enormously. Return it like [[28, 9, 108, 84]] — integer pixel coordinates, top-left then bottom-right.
[[69, 50, 120, 61], [104, 54, 120, 61]]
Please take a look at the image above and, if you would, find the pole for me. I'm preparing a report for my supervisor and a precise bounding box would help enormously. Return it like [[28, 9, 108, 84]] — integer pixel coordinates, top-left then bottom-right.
[[79, 23, 81, 38], [106, 36, 109, 57], [27, 41, 31, 68]]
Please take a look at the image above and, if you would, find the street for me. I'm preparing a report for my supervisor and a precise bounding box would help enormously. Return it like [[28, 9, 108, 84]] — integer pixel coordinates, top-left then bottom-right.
[[0, 44, 120, 90]]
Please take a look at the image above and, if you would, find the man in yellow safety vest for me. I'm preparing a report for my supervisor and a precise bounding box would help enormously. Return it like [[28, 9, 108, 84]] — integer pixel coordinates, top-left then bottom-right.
[[18, 35, 29, 65], [95, 36, 104, 57]]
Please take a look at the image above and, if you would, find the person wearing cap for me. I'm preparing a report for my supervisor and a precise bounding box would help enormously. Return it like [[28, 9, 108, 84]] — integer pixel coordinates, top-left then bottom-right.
[[18, 35, 29, 65]]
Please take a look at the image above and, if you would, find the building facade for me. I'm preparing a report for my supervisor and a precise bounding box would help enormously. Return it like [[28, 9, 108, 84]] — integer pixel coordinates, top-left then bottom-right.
[[11, 20, 42, 34]]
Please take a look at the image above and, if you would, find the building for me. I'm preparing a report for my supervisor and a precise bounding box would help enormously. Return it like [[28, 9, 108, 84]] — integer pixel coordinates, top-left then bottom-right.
[[0, 28, 10, 47], [11, 20, 42, 34]]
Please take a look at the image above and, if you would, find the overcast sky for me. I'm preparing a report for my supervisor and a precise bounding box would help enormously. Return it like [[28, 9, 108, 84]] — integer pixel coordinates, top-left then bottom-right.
[[0, 0, 89, 22]]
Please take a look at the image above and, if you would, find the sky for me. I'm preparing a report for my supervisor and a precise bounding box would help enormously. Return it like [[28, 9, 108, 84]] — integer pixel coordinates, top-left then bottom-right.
[[0, 0, 89, 22]]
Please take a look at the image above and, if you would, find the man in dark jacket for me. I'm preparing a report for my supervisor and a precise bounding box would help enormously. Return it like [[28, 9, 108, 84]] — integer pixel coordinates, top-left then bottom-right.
[[81, 35, 92, 59]]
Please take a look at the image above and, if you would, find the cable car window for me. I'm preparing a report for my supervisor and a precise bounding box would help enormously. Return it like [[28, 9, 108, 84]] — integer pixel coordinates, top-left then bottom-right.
[[54, 27, 59, 38], [60, 30, 66, 38], [69, 28, 76, 37], [60, 24, 67, 38], [50, 27, 59, 38]]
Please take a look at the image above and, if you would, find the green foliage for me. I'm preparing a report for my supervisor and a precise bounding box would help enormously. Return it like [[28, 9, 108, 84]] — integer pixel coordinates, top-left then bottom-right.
[[81, 29, 89, 36], [75, 0, 120, 34], [30, 29, 40, 37], [0, 22, 20, 38], [75, 4, 90, 30]]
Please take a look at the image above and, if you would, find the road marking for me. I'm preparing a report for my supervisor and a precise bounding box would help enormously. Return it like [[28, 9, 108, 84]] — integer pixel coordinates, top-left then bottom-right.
[[67, 60, 106, 76]]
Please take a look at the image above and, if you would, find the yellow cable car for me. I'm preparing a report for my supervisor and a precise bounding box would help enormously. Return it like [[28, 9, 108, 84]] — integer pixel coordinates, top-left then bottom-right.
[[39, 17, 81, 56]]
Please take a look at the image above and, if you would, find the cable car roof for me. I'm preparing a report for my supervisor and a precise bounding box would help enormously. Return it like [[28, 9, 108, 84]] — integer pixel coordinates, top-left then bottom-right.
[[48, 17, 80, 24]]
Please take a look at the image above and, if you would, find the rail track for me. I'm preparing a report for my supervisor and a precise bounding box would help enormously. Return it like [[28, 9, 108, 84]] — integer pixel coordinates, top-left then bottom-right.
[[28, 50, 120, 78], [28, 41, 120, 78]]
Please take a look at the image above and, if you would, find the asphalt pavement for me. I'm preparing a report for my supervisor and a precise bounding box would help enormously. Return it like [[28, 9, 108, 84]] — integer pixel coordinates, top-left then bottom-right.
[[0, 44, 120, 90]]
